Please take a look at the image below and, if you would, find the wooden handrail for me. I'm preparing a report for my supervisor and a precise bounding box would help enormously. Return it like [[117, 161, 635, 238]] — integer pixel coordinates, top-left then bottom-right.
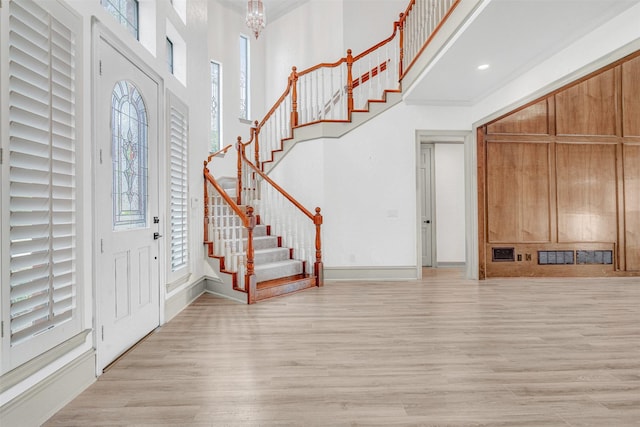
[[352, 23, 400, 62], [204, 0, 462, 294], [400, 0, 461, 79], [229, 0, 460, 168], [239, 148, 316, 220], [203, 166, 249, 227], [297, 57, 347, 77], [206, 143, 233, 164], [257, 78, 293, 129], [238, 147, 324, 287]]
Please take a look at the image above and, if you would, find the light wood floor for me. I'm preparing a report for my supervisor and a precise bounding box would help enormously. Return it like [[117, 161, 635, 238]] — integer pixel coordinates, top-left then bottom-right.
[[46, 269, 640, 426]]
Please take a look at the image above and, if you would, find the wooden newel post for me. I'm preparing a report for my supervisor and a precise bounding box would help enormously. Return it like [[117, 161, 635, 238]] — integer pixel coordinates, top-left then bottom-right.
[[253, 120, 260, 167], [203, 161, 210, 243], [313, 207, 324, 287], [398, 13, 405, 79], [236, 137, 243, 205], [246, 206, 257, 304], [290, 66, 299, 129], [346, 49, 354, 116]]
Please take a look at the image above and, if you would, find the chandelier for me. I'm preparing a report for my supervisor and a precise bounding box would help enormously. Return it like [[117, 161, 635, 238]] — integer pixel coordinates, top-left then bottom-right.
[[246, 0, 266, 39]]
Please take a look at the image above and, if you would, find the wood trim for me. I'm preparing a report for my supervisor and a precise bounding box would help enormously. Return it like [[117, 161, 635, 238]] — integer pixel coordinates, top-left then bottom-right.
[[549, 99, 558, 243], [479, 49, 640, 278], [476, 126, 486, 279]]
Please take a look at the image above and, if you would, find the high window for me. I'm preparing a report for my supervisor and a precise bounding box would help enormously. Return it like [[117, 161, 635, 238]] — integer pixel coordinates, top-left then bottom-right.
[[210, 61, 222, 153], [101, 0, 139, 40], [166, 37, 174, 74], [239, 35, 250, 120]]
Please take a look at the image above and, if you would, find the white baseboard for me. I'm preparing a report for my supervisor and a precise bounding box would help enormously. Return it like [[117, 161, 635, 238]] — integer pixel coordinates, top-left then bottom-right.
[[436, 262, 466, 268], [324, 266, 418, 281], [164, 277, 206, 322], [0, 350, 95, 427], [205, 276, 246, 303]]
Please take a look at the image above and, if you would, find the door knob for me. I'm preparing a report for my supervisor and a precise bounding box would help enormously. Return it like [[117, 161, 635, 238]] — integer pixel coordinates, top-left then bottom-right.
[[424, 220, 430, 224], [153, 232, 162, 240]]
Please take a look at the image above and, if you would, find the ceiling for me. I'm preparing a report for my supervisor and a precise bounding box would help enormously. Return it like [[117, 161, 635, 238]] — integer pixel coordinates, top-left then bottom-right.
[[221, 0, 309, 22], [403, 0, 640, 105]]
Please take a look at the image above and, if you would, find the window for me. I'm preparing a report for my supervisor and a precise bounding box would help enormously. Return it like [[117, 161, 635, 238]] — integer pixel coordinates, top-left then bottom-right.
[[168, 95, 189, 276], [239, 35, 250, 120], [210, 61, 222, 153], [166, 37, 174, 74], [3, 0, 81, 370], [111, 81, 149, 230], [101, 0, 139, 40]]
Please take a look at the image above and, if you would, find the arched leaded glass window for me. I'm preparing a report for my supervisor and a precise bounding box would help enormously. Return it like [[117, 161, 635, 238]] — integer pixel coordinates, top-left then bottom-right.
[[111, 80, 148, 230]]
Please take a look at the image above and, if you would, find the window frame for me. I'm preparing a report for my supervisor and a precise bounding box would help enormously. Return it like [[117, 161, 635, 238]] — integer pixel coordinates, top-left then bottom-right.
[[101, 0, 140, 40], [210, 60, 222, 153], [239, 34, 250, 121], [166, 37, 174, 75]]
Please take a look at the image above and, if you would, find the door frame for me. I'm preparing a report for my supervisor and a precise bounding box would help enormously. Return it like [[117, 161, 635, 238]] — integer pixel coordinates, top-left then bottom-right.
[[415, 131, 470, 279], [91, 21, 166, 374], [419, 143, 436, 268]]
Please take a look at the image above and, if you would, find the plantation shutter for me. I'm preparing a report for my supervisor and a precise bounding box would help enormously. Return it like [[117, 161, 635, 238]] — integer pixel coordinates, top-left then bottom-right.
[[8, 0, 77, 345], [169, 103, 188, 273]]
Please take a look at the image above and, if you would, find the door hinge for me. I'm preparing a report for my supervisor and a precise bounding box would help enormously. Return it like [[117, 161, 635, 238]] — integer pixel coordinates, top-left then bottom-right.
[[99, 60, 102, 76], [100, 238, 104, 253], [0, 148, 3, 165], [1, 321, 4, 338], [101, 326, 104, 341], [99, 149, 103, 164]]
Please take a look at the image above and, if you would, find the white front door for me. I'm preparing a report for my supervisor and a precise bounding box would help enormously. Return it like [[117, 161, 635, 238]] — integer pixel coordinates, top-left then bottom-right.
[[95, 35, 161, 372], [420, 144, 435, 267]]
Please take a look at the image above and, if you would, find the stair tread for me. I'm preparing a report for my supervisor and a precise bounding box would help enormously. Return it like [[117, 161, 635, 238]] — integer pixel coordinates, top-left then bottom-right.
[[254, 247, 288, 254], [254, 259, 301, 270]]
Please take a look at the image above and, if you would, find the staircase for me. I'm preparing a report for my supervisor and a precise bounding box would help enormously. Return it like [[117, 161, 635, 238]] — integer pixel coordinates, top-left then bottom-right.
[[204, 175, 317, 303], [203, 0, 461, 303]]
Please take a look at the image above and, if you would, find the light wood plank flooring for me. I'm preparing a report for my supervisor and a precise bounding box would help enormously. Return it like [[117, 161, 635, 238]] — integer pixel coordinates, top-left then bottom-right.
[[46, 269, 640, 426]]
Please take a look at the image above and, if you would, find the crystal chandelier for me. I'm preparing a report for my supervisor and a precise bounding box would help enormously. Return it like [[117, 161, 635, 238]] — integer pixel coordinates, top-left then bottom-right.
[[246, 0, 266, 39]]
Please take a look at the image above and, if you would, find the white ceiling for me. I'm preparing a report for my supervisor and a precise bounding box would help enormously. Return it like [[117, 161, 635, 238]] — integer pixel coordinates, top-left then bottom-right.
[[403, 0, 640, 105], [220, 0, 309, 22]]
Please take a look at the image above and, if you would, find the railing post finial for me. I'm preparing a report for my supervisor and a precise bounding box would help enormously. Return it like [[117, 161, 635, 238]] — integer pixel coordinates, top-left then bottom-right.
[[253, 120, 260, 167], [346, 49, 354, 116], [290, 66, 299, 130], [398, 12, 405, 78], [236, 136, 243, 205], [313, 207, 324, 287]]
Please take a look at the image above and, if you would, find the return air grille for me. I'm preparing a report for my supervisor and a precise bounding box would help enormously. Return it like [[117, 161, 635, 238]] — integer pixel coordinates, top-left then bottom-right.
[[576, 250, 613, 265], [492, 247, 515, 262], [538, 251, 574, 265]]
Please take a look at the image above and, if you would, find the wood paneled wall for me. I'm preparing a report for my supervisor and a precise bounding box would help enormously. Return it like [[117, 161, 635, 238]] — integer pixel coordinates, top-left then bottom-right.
[[478, 51, 640, 278]]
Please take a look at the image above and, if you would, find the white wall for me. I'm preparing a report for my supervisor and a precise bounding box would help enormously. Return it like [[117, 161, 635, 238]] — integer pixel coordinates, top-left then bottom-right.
[[271, 102, 470, 272], [343, 0, 406, 55], [434, 143, 465, 264], [265, 0, 344, 106], [209, 0, 266, 148]]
